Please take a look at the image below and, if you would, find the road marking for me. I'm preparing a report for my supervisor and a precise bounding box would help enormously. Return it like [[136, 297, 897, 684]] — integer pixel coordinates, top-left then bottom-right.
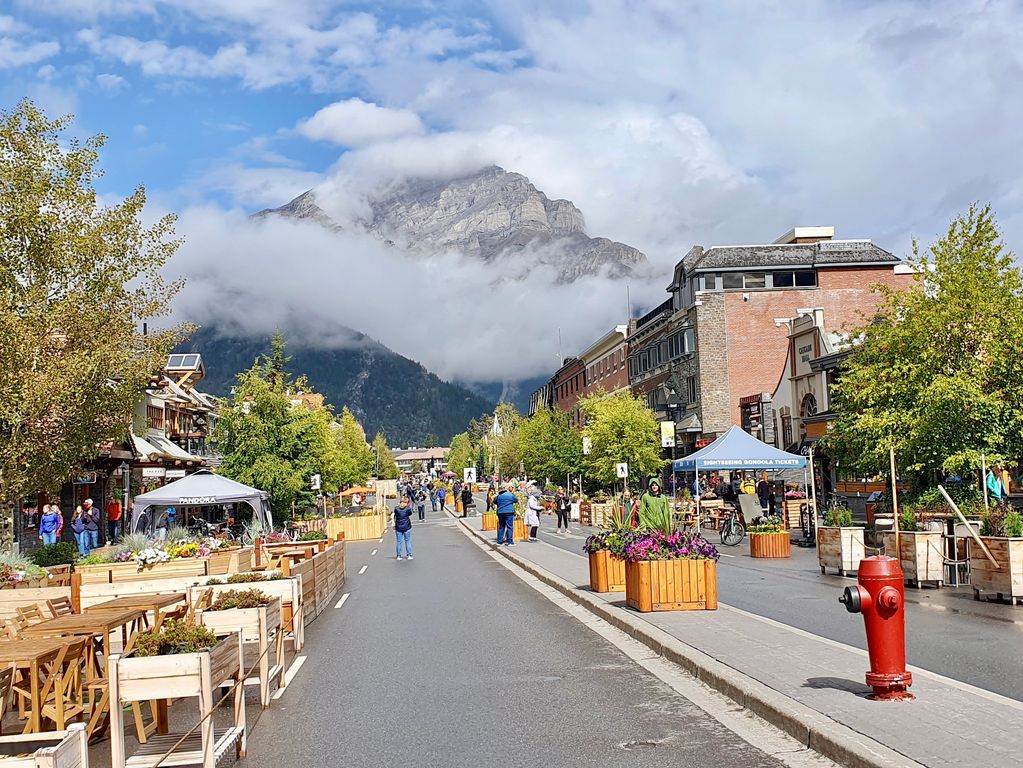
[[718, 552, 736, 558], [358, 565, 368, 574], [378, 537, 383, 543], [272, 654, 306, 699], [335, 592, 349, 609], [371, 549, 377, 556]]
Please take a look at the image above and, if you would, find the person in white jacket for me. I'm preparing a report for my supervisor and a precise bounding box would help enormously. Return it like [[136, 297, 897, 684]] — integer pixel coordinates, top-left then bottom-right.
[[524, 489, 542, 542]]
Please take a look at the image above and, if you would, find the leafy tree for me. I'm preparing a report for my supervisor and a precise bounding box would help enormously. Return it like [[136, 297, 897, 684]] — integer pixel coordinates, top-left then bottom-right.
[[518, 407, 583, 483], [579, 391, 663, 486], [492, 402, 522, 477], [410, 460, 424, 473], [335, 407, 373, 486], [0, 100, 184, 526], [447, 432, 474, 475], [827, 205, 1023, 479], [372, 432, 399, 479]]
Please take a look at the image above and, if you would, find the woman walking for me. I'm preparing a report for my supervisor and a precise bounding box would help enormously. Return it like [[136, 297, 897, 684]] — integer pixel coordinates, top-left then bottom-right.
[[620, 488, 639, 528], [70, 506, 89, 555], [39, 504, 63, 546], [524, 490, 542, 541], [394, 495, 414, 560], [554, 487, 571, 533], [415, 486, 427, 521], [460, 482, 473, 518], [638, 480, 670, 529], [437, 485, 447, 511]]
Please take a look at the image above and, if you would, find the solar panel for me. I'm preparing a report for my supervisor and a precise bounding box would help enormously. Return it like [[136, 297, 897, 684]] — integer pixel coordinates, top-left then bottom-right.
[[166, 353, 203, 371]]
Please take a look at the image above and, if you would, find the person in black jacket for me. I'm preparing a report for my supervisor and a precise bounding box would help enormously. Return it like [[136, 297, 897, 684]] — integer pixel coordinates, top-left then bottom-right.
[[554, 487, 571, 533], [394, 496, 414, 560], [460, 483, 473, 518]]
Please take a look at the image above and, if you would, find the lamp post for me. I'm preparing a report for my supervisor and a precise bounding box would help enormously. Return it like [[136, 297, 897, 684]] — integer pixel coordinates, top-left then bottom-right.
[[666, 391, 683, 498]]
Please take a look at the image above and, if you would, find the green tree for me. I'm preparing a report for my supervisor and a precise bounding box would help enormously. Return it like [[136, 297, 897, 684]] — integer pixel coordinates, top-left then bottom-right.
[[447, 432, 474, 475], [335, 407, 373, 486], [410, 460, 424, 474], [423, 433, 438, 449], [0, 100, 184, 524], [372, 432, 399, 479], [579, 391, 664, 486], [518, 407, 583, 482], [493, 402, 522, 477], [827, 205, 1023, 479], [263, 328, 291, 386]]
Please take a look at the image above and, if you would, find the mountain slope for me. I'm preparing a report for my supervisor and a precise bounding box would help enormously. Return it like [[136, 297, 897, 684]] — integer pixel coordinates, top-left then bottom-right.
[[257, 165, 647, 281], [178, 327, 494, 446]]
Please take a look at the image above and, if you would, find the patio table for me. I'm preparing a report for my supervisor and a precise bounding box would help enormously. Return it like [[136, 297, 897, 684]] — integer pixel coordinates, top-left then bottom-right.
[[21, 608, 145, 680], [84, 592, 185, 631], [0, 638, 78, 734]]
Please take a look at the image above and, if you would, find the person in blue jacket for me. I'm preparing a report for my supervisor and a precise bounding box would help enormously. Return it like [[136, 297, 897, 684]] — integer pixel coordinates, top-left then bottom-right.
[[393, 495, 414, 560], [437, 485, 447, 511], [494, 484, 519, 546], [39, 504, 63, 546]]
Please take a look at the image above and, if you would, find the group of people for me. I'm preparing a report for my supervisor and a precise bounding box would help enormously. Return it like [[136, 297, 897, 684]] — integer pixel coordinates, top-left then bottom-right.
[[37, 496, 123, 554], [689, 470, 780, 514]]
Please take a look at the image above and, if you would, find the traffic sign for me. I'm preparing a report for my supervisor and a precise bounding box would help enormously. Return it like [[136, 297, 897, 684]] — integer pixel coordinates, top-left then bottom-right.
[[616, 462, 629, 479], [463, 467, 477, 484], [582, 436, 592, 455], [310, 473, 321, 490]]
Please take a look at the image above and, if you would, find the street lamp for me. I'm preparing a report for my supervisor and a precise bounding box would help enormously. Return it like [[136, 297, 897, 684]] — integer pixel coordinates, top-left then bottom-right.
[[665, 390, 683, 495]]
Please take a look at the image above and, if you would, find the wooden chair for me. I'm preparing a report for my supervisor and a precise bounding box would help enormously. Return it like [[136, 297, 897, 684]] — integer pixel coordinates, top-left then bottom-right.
[[37, 639, 87, 731], [153, 604, 187, 633], [15, 604, 47, 626], [46, 597, 75, 617], [0, 665, 13, 734]]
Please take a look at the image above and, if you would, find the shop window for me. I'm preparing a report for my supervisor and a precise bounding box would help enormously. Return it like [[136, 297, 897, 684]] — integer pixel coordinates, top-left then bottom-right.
[[795, 270, 817, 287], [722, 273, 743, 289]]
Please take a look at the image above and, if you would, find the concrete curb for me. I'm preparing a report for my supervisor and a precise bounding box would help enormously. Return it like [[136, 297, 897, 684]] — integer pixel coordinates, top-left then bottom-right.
[[453, 515, 925, 768]]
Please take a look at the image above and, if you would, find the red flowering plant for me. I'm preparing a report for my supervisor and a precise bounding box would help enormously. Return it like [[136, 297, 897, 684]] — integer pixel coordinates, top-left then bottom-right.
[[621, 529, 720, 563]]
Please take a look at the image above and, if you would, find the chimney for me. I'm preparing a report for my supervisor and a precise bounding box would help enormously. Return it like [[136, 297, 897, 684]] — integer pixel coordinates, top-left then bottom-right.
[[774, 226, 834, 245]]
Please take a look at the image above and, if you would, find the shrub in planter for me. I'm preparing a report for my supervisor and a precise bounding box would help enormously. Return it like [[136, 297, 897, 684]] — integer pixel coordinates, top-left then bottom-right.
[[981, 505, 1023, 537], [210, 588, 271, 611], [818, 504, 865, 576], [134, 619, 219, 657], [225, 571, 283, 584], [29, 542, 78, 567], [583, 529, 628, 592], [297, 530, 327, 541], [747, 515, 790, 558], [824, 506, 854, 527]]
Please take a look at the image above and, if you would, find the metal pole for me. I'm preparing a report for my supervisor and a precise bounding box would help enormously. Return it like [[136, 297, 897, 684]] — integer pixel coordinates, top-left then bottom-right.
[[981, 454, 988, 509], [808, 444, 818, 524], [889, 446, 900, 557]]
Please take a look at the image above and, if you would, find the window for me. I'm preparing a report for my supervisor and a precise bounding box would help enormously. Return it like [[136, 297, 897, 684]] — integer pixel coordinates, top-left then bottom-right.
[[722, 273, 743, 289], [685, 328, 695, 355], [773, 271, 794, 287], [795, 270, 817, 287], [686, 375, 697, 404], [743, 272, 766, 288]]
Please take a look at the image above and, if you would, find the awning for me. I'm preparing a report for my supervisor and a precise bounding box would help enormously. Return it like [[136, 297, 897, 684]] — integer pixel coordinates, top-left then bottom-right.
[[146, 433, 202, 463], [677, 413, 702, 433], [673, 425, 807, 471], [131, 469, 272, 533], [130, 433, 164, 461]]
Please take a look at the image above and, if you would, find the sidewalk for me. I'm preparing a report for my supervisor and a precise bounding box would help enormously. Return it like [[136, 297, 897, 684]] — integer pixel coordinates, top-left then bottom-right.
[[456, 515, 1023, 768]]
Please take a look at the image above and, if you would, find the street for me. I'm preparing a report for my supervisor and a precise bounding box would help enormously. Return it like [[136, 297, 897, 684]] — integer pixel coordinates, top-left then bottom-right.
[[243, 511, 803, 768]]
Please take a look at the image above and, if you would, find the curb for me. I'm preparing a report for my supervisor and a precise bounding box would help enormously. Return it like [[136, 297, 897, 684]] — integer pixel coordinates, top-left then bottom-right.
[[453, 515, 925, 768]]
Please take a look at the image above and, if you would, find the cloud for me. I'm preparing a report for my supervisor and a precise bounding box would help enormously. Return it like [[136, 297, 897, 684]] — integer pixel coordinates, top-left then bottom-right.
[[0, 37, 59, 69], [196, 164, 323, 209], [297, 98, 424, 147], [95, 72, 126, 91]]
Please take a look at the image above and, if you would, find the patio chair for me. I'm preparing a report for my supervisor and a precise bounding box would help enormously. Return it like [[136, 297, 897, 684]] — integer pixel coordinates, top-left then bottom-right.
[[47, 597, 75, 617], [0, 666, 13, 734], [15, 603, 47, 626], [37, 639, 87, 731]]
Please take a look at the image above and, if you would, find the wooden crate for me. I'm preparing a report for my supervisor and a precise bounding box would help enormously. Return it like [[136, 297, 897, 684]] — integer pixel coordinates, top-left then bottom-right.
[[199, 599, 285, 709], [514, 518, 528, 541], [624, 559, 717, 612], [588, 550, 625, 592], [971, 537, 1023, 604], [881, 531, 944, 588], [781, 500, 807, 529], [749, 532, 792, 558], [481, 513, 498, 531], [817, 526, 866, 576], [0, 725, 89, 767], [189, 577, 304, 651]]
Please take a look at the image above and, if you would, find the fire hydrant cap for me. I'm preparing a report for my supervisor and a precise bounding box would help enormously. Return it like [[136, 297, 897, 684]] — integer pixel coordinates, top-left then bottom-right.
[[858, 554, 904, 579]]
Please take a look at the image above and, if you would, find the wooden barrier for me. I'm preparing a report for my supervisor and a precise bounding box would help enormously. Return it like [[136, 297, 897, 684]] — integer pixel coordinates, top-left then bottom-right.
[[293, 511, 386, 542], [189, 578, 305, 651], [289, 540, 346, 624], [75, 547, 255, 584]]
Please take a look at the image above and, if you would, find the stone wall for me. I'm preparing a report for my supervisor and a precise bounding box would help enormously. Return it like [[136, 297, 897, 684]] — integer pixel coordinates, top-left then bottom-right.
[[694, 293, 731, 436]]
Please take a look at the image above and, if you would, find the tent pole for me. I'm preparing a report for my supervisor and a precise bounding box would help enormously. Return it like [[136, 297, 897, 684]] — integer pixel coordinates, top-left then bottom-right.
[[695, 467, 701, 529], [808, 445, 818, 524]]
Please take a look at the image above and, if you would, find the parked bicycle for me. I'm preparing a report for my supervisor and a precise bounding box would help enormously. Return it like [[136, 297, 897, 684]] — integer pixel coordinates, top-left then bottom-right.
[[720, 508, 746, 547]]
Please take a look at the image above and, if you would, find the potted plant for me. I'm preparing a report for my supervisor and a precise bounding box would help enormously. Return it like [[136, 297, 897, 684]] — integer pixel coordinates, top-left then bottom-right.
[[972, 505, 1023, 603], [816, 505, 866, 576], [583, 503, 630, 592], [881, 504, 944, 588], [781, 486, 807, 529], [747, 515, 791, 558]]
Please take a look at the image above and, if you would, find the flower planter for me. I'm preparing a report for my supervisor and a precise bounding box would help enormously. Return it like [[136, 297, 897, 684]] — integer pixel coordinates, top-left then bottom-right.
[[817, 526, 866, 576], [749, 531, 792, 558], [781, 499, 806, 529], [514, 518, 528, 541], [588, 550, 625, 592], [191, 577, 305, 651], [199, 598, 286, 709], [971, 536, 1023, 604], [624, 559, 718, 612], [0, 724, 89, 767], [76, 558, 208, 585], [295, 511, 386, 541], [481, 513, 498, 531], [881, 531, 944, 588], [109, 633, 246, 768]]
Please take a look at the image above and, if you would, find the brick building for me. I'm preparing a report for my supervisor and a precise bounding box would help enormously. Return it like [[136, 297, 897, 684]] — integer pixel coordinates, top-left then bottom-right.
[[626, 298, 674, 414], [580, 325, 630, 399], [551, 356, 586, 425]]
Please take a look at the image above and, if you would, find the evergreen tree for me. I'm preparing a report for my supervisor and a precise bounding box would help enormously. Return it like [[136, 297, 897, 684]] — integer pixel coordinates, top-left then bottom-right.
[[372, 432, 399, 479]]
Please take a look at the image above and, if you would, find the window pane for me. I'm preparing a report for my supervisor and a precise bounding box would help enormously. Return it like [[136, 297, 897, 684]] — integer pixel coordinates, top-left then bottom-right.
[[685, 328, 695, 354], [773, 271, 794, 287], [722, 273, 743, 289], [743, 272, 766, 288], [795, 270, 817, 287]]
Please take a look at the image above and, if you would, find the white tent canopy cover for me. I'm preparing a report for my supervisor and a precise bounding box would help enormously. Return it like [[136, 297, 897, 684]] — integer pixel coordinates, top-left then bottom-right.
[[130, 470, 273, 533]]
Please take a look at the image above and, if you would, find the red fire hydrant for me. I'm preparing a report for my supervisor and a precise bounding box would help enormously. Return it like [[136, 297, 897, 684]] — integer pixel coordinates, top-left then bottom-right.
[[838, 555, 913, 700]]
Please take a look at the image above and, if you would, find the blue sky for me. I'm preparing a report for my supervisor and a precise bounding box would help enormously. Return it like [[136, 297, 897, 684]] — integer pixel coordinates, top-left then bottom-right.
[[4, 1, 1023, 380]]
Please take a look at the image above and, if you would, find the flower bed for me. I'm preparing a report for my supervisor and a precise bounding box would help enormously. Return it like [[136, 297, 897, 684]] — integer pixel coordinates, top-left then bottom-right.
[[622, 530, 719, 612], [583, 530, 627, 592], [748, 516, 791, 558]]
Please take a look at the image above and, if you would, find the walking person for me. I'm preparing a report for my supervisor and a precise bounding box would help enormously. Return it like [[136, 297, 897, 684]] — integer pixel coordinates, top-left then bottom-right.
[[452, 480, 463, 516], [554, 487, 571, 533], [620, 488, 639, 528], [460, 482, 473, 518], [416, 486, 427, 521], [81, 498, 102, 549], [524, 489, 542, 541], [437, 484, 447, 511], [70, 506, 89, 555], [494, 483, 518, 546], [393, 495, 414, 560], [39, 504, 63, 546], [105, 494, 123, 543], [638, 480, 670, 529], [428, 480, 437, 512]]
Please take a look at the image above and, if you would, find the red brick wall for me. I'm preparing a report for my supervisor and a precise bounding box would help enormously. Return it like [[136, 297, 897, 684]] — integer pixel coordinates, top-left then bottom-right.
[[722, 266, 913, 426], [553, 360, 585, 414]]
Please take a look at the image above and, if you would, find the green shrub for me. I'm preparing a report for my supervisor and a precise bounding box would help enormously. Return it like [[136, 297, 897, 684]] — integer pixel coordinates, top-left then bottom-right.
[[748, 515, 785, 534], [226, 571, 282, 583], [898, 506, 918, 532], [210, 588, 270, 610], [133, 620, 219, 657], [30, 542, 78, 567], [1005, 510, 1023, 538], [297, 530, 327, 541], [824, 506, 854, 527], [205, 577, 225, 586], [164, 525, 192, 543], [981, 505, 1008, 537]]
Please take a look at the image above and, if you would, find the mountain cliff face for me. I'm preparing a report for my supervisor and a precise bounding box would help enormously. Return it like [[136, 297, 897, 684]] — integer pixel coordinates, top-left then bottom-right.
[[257, 165, 647, 281]]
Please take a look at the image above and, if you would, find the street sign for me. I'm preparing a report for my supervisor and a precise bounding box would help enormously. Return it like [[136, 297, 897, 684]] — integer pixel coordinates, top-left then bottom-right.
[[616, 462, 629, 479], [165, 469, 187, 479], [463, 467, 477, 484], [582, 436, 592, 455], [660, 421, 676, 448], [141, 467, 165, 479], [310, 473, 321, 490]]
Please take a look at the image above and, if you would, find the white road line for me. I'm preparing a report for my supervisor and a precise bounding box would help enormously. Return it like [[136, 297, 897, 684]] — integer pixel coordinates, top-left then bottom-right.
[[272, 654, 307, 699], [358, 565, 368, 574], [371, 549, 377, 556], [718, 553, 736, 558], [378, 537, 384, 543], [334, 592, 350, 609]]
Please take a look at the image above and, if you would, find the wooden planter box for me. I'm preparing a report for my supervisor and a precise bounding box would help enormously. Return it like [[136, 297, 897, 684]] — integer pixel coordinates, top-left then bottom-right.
[[207, 547, 253, 575], [971, 536, 1023, 604], [749, 531, 792, 558], [296, 512, 386, 542], [76, 558, 208, 585], [481, 513, 498, 531], [624, 559, 718, 612], [288, 541, 346, 624], [0, 724, 89, 767], [817, 526, 866, 576], [881, 531, 944, 588], [781, 499, 807, 529], [588, 550, 625, 592], [199, 598, 285, 709], [514, 518, 528, 541], [191, 578, 304, 651], [109, 633, 246, 768]]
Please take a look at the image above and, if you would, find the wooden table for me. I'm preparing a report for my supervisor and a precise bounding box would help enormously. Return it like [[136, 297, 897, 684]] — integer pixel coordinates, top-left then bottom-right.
[[21, 609, 145, 679], [85, 593, 185, 631], [0, 638, 76, 734]]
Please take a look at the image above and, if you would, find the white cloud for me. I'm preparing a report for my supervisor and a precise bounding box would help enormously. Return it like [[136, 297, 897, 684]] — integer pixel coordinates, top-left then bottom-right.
[[196, 164, 323, 209], [0, 37, 59, 69], [297, 98, 424, 147], [95, 72, 125, 91]]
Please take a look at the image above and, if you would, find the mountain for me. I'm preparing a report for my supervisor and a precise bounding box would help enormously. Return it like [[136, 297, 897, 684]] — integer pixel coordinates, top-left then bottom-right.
[[178, 327, 494, 446], [256, 165, 647, 281]]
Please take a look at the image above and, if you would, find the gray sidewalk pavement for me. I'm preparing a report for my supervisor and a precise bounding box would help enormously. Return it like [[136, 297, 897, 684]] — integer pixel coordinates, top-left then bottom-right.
[[456, 514, 1023, 768]]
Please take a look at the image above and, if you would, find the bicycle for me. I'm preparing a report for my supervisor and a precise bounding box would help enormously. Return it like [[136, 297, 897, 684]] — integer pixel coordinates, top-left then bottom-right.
[[719, 509, 746, 547]]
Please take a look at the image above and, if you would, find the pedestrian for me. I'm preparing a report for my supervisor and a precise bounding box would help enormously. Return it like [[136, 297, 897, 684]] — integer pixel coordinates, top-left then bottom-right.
[[460, 482, 473, 518], [620, 488, 639, 528], [987, 465, 1003, 504], [740, 472, 756, 496], [452, 480, 463, 515], [494, 483, 518, 546], [437, 484, 447, 511], [756, 473, 771, 511], [638, 480, 670, 529], [554, 487, 571, 533], [82, 498, 102, 549], [428, 480, 437, 511], [393, 495, 414, 560], [524, 489, 542, 541], [416, 486, 427, 521], [39, 504, 63, 546], [70, 505, 89, 555], [105, 494, 123, 543]]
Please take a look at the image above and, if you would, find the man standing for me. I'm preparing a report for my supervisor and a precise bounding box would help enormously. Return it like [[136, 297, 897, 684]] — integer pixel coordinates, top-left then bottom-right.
[[460, 482, 473, 518], [82, 498, 102, 549], [494, 484, 518, 546], [452, 479, 463, 515], [437, 484, 447, 511], [105, 494, 123, 543]]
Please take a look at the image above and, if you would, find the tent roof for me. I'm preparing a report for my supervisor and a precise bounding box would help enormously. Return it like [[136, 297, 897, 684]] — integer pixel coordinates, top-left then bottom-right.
[[673, 425, 807, 471], [132, 470, 268, 506]]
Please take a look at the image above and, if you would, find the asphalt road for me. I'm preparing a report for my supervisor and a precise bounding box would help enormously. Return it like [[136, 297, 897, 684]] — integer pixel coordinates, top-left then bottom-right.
[[528, 516, 1023, 702], [243, 511, 789, 768]]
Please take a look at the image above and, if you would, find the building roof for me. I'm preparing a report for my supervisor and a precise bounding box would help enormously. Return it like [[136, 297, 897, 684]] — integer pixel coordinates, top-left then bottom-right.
[[685, 239, 898, 273], [392, 447, 450, 461], [578, 325, 628, 363]]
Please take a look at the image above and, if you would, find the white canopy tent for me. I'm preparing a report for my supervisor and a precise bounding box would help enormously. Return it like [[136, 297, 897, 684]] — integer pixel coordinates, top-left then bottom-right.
[[130, 470, 272, 534]]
